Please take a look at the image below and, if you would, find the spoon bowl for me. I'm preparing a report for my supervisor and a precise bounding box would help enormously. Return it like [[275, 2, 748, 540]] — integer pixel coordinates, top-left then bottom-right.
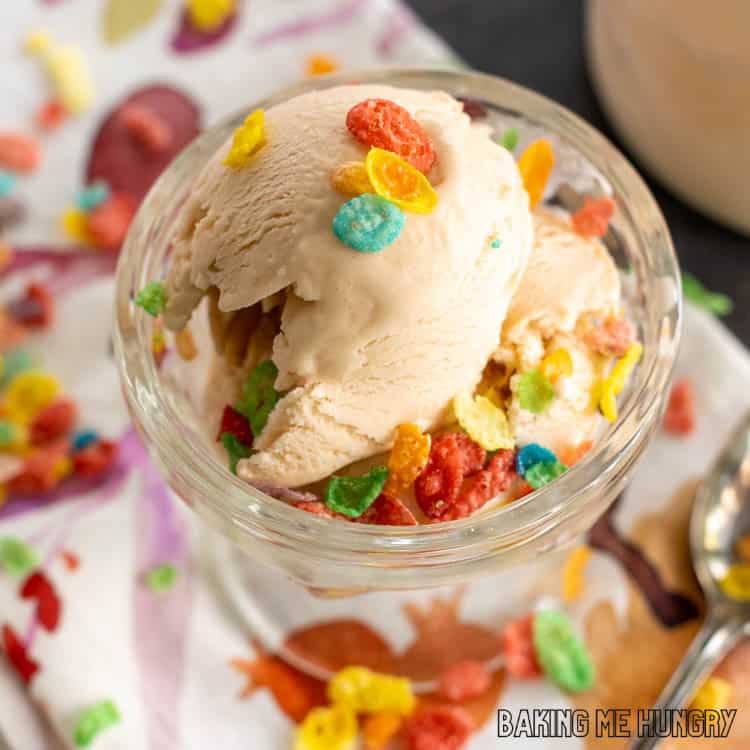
[[630, 411, 750, 749], [692, 419, 750, 607]]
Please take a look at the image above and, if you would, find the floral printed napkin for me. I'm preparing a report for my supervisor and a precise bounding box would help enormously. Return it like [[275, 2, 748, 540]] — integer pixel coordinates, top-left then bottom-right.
[[1, 2, 749, 750]]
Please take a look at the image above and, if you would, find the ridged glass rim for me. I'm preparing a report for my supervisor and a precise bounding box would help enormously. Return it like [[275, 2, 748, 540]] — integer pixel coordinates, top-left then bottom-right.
[[114, 67, 680, 569]]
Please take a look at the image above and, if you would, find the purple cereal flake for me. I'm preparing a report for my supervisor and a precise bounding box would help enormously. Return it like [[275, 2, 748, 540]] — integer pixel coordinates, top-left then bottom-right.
[[250, 481, 319, 504], [170, 7, 239, 54], [457, 97, 488, 119]]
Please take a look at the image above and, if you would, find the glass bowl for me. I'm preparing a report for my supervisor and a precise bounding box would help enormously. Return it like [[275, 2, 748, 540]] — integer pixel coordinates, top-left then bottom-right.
[[114, 68, 680, 684]]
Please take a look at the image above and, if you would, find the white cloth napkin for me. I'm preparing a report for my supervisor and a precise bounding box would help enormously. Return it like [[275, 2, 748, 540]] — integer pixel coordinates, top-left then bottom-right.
[[1, 2, 748, 749]]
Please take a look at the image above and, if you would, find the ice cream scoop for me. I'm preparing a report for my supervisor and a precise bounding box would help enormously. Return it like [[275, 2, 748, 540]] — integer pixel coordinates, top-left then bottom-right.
[[163, 85, 534, 487], [495, 208, 621, 453]]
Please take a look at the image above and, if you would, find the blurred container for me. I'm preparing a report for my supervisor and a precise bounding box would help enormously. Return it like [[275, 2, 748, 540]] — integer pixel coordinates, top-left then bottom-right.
[[586, 0, 750, 235]]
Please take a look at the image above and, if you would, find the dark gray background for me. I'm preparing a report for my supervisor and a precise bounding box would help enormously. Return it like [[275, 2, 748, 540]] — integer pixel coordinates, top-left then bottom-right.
[[405, 0, 749, 344]]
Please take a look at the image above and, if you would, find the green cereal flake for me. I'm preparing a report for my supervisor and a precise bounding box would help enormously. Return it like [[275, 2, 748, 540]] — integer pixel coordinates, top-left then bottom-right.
[[533, 609, 595, 693], [73, 700, 121, 747], [682, 272, 733, 316], [144, 563, 177, 592], [0, 537, 39, 577], [518, 369, 555, 413], [525, 461, 568, 490], [134, 281, 167, 317], [325, 466, 388, 518], [220, 432, 252, 475], [235, 359, 279, 437], [500, 127, 519, 151]]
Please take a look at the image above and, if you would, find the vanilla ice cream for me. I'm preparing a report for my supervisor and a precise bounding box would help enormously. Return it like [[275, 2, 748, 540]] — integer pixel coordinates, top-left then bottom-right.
[[494, 208, 621, 453], [163, 85, 534, 487]]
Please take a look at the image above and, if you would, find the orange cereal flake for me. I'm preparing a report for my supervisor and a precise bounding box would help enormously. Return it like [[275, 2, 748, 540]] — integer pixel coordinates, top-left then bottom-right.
[[517, 139, 554, 209], [571, 196, 616, 238], [558, 440, 593, 467], [306, 53, 339, 77]]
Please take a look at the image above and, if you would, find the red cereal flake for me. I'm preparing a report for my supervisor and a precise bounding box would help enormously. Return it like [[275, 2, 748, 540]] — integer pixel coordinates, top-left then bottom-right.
[[61, 550, 80, 571], [293, 500, 350, 521], [415, 433, 495, 519], [21, 571, 61, 632], [36, 99, 67, 132], [216, 405, 253, 446], [8, 282, 54, 329], [403, 705, 474, 750], [558, 440, 594, 467], [414, 434, 467, 518], [30, 398, 77, 445], [571, 196, 616, 238], [501, 613, 542, 679], [438, 660, 492, 702], [85, 192, 137, 252], [26, 282, 54, 328], [1, 623, 39, 684], [346, 99, 436, 173], [9, 440, 70, 494], [663, 379, 696, 436], [120, 104, 173, 153], [356, 493, 418, 526], [584, 317, 635, 357], [436, 449, 516, 522], [453, 433, 486, 475], [0, 133, 41, 174], [73, 439, 117, 478]]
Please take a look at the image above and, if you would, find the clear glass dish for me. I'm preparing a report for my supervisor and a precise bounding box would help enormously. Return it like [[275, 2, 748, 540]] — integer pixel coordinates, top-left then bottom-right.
[[114, 68, 680, 684]]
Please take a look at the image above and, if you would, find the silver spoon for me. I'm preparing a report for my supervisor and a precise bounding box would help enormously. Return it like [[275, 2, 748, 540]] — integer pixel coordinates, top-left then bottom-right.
[[629, 412, 750, 749]]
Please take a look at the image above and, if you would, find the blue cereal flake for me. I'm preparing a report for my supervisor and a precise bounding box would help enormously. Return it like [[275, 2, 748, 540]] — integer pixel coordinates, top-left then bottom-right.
[[72, 429, 99, 452], [491, 238, 501, 249], [76, 180, 111, 212], [332, 193, 405, 253], [0, 171, 17, 198], [516, 443, 558, 477]]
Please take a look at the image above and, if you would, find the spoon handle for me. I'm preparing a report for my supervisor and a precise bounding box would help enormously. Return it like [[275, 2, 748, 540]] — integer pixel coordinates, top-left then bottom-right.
[[627, 614, 746, 750]]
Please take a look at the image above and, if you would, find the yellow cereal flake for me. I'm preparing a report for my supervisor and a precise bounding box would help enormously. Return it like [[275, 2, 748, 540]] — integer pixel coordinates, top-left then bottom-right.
[[24, 29, 52, 55], [599, 342, 642, 423], [4, 372, 60, 424], [223, 109, 266, 169], [453, 392, 514, 451], [46, 45, 94, 114], [517, 139, 555, 209], [331, 161, 373, 197], [690, 676, 733, 712], [562, 545, 592, 603], [187, 0, 236, 32], [294, 704, 357, 750], [540, 348, 573, 383], [151, 326, 166, 355], [327, 666, 415, 716], [61, 207, 93, 245], [719, 563, 750, 602], [365, 147, 438, 214]]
